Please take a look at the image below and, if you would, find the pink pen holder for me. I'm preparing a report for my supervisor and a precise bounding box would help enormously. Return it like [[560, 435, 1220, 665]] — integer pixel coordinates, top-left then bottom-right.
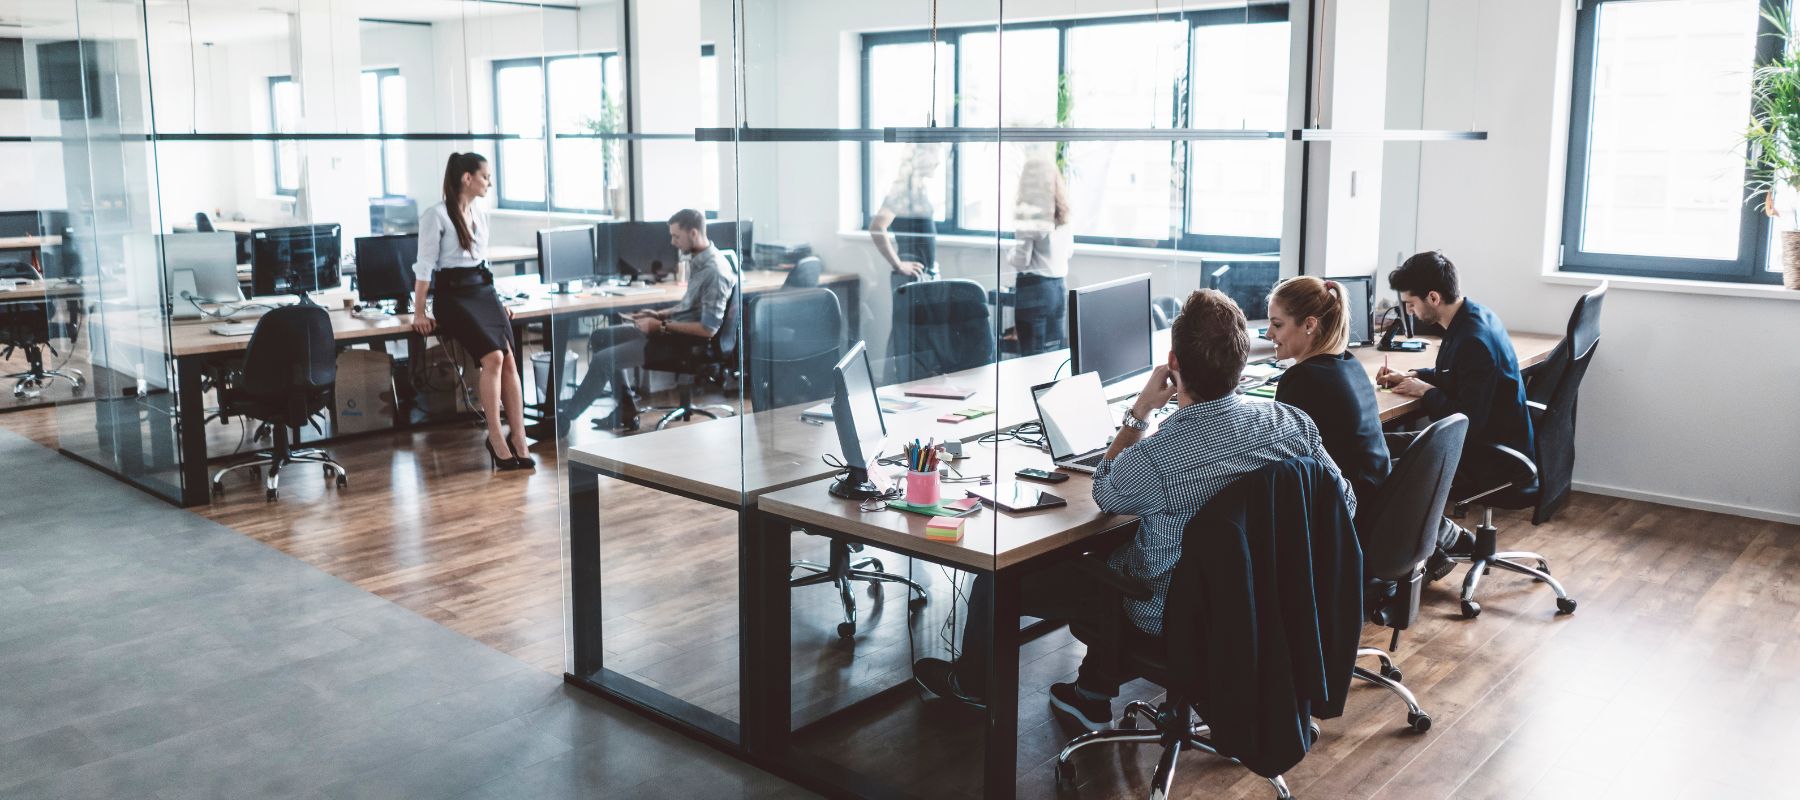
[[905, 470, 941, 507]]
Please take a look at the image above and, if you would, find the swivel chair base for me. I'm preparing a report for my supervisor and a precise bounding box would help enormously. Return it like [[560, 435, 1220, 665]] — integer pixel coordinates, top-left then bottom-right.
[[7, 343, 84, 399], [790, 540, 927, 638], [650, 384, 736, 431], [1451, 507, 1577, 619], [1353, 647, 1431, 732], [1055, 700, 1299, 800], [211, 429, 348, 502]]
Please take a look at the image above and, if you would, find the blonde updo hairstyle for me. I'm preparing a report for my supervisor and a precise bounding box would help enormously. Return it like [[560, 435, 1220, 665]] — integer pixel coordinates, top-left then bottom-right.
[[1270, 275, 1350, 356]]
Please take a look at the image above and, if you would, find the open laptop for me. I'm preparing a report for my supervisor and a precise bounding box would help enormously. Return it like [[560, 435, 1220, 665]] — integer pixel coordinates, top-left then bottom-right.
[[1030, 371, 1117, 474]]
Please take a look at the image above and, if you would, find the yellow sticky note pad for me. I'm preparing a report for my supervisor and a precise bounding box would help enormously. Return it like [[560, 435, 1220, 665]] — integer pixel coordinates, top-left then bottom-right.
[[925, 516, 965, 542]]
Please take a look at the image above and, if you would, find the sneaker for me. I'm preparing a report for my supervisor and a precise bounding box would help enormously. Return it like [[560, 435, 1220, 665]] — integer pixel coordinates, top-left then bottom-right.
[[1048, 682, 1113, 732], [913, 658, 985, 707]]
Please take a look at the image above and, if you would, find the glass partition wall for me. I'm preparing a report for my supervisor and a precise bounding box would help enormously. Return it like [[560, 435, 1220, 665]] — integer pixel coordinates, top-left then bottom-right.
[[13, 0, 1483, 796]]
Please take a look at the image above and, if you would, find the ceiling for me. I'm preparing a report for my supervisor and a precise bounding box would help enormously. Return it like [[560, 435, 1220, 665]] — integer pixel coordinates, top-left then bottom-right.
[[0, 0, 617, 44]]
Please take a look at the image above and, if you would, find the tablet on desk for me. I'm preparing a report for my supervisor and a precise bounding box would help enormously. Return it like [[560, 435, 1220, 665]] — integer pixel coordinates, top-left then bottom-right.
[[969, 482, 1067, 513]]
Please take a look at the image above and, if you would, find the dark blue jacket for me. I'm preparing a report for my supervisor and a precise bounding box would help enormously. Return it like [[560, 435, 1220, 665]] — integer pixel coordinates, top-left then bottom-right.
[[1416, 299, 1534, 488], [1163, 457, 1362, 779]]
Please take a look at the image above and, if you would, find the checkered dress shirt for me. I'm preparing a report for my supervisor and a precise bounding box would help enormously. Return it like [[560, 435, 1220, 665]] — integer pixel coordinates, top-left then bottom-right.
[[1096, 393, 1356, 636]]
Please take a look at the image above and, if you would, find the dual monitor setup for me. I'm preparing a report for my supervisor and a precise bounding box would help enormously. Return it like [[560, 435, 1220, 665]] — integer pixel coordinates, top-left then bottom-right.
[[826, 270, 1380, 500], [537, 220, 752, 293], [155, 225, 344, 316]]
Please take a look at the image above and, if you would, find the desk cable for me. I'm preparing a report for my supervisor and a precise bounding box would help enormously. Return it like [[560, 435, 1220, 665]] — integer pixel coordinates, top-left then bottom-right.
[[182, 292, 281, 320]]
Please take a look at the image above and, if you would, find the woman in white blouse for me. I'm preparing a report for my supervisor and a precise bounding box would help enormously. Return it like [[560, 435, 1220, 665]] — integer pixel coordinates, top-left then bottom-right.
[[1009, 158, 1074, 355], [410, 152, 531, 470]]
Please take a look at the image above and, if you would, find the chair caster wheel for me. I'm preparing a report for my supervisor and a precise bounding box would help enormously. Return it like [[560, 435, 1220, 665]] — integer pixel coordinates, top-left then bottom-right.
[[1120, 715, 1138, 730], [211, 481, 223, 496], [836, 622, 855, 638], [1054, 763, 1074, 790], [908, 594, 928, 610], [1380, 665, 1402, 682], [265, 488, 278, 502], [336, 475, 348, 489], [1407, 712, 1431, 733], [1556, 597, 1577, 615], [1461, 600, 1481, 619]]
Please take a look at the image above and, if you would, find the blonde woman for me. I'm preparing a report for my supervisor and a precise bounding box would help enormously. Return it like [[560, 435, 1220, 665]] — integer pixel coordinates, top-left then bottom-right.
[[1266, 276, 1387, 506]]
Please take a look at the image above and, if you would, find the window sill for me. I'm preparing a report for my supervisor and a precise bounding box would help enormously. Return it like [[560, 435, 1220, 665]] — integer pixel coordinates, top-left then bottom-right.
[[1544, 270, 1800, 302], [835, 230, 1232, 263]]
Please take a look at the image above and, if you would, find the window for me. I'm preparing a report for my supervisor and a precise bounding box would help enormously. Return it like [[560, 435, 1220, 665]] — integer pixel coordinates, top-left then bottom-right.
[[361, 68, 407, 198], [1563, 0, 1781, 283], [859, 7, 1289, 253], [492, 53, 625, 214], [268, 76, 300, 197]]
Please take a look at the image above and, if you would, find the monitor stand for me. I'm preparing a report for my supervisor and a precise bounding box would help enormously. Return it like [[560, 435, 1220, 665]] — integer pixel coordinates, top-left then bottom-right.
[[828, 467, 883, 500], [548, 280, 579, 295]]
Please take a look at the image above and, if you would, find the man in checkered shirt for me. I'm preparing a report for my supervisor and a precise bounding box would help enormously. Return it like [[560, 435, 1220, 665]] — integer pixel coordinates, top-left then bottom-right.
[[914, 290, 1355, 731]]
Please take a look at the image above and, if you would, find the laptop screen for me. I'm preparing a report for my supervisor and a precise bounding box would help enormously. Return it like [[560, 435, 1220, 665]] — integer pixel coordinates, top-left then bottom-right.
[[1032, 372, 1114, 460]]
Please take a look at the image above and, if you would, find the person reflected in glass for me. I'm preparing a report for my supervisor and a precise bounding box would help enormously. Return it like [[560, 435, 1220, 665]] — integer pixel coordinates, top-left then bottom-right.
[[868, 143, 943, 292], [410, 152, 532, 471], [1008, 157, 1073, 355]]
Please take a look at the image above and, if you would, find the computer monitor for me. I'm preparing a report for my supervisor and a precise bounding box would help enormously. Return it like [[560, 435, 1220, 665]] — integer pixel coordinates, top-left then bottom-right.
[[354, 234, 418, 312], [608, 220, 679, 283], [537, 225, 597, 293], [706, 219, 753, 269], [1068, 273, 1154, 394], [160, 232, 242, 305], [828, 340, 888, 500], [1335, 275, 1375, 347], [251, 224, 342, 299], [1204, 257, 1282, 319]]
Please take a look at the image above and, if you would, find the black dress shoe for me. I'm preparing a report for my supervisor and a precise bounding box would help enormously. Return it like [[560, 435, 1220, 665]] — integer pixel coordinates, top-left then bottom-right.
[[507, 441, 536, 468], [913, 657, 985, 708], [484, 439, 529, 471], [590, 409, 640, 432]]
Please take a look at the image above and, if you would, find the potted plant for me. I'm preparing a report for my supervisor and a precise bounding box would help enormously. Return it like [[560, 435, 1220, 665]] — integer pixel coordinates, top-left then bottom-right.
[[583, 96, 627, 215], [1746, 1, 1800, 288]]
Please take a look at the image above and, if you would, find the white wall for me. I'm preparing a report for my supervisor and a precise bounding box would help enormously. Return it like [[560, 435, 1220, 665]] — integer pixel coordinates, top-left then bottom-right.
[[1411, 0, 1800, 523]]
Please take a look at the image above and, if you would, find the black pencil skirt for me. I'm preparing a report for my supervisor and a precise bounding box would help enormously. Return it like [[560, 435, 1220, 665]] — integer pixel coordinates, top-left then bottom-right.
[[433, 265, 515, 359]]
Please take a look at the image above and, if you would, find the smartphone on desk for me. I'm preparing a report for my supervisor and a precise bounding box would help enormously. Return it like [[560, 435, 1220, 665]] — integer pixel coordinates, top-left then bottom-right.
[[1014, 467, 1069, 484]]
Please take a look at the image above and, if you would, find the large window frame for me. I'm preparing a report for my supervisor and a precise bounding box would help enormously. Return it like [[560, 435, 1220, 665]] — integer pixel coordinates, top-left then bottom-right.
[[859, 5, 1288, 254], [268, 75, 299, 198], [362, 67, 406, 199], [1561, 0, 1782, 284], [491, 52, 624, 215]]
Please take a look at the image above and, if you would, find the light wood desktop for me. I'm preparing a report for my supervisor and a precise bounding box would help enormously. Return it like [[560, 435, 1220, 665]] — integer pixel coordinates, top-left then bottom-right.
[[0, 234, 64, 250]]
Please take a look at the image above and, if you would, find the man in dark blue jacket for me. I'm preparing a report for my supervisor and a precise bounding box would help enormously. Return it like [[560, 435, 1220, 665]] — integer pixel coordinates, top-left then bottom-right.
[[1376, 251, 1534, 578]]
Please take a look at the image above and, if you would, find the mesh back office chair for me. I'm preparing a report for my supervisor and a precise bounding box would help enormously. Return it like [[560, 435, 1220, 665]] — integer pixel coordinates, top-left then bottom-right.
[[1, 298, 85, 399], [1354, 414, 1469, 734], [745, 288, 929, 637], [1450, 283, 1604, 618], [1150, 295, 1182, 331], [1055, 460, 1357, 800], [194, 212, 216, 233], [782, 255, 822, 289], [644, 251, 740, 431], [887, 278, 993, 385], [209, 303, 347, 502]]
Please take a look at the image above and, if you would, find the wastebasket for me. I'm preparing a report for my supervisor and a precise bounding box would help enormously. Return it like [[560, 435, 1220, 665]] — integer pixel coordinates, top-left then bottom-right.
[[532, 350, 579, 402]]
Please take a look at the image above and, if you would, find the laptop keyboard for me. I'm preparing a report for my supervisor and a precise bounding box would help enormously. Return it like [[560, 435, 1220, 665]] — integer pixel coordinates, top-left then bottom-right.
[[1066, 451, 1106, 469]]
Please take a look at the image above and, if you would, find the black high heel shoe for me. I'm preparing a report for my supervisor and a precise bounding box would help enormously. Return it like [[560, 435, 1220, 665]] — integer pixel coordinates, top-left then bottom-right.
[[485, 439, 527, 471], [508, 440, 536, 468]]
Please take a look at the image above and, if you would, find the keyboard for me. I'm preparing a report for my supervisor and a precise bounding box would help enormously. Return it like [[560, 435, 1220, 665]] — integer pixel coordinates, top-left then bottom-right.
[[1061, 451, 1106, 469], [603, 286, 662, 296], [208, 322, 257, 336]]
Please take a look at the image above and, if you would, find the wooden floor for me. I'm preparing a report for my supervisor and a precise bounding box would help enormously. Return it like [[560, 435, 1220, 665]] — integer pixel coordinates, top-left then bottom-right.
[[6, 395, 1798, 799]]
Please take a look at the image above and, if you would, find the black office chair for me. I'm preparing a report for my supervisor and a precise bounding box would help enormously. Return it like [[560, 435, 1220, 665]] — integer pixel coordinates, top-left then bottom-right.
[[782, 255, 822, 289], [645, 252, 741, 431], [1449, 284, 1604, 619], [2, 298, 85, 399], [209, 303, 346, 502], [887, 278, 994, 385], [1151, 295, 1182, 331], [1354, 413, 1469, 734], [745, 288, 929, 637], [195, 212, 216, 233], [1055, 459, 1359, 800]]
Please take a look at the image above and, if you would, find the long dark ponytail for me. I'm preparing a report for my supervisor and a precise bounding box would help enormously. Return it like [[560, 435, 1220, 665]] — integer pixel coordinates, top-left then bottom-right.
[[441, 152, 487, 254]]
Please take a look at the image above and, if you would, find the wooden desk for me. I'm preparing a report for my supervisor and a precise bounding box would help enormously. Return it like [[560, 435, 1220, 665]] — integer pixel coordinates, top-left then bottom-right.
[[0, 279, 84, 302], [0, 234, 63, 250], [561, 327, 1562, 797], [113, 270, 858, 507]]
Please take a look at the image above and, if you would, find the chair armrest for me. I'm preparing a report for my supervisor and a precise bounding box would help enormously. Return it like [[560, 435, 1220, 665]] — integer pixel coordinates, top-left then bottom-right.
[[1071, 553, 1153, 602], [1453, 443, 1538, 507]]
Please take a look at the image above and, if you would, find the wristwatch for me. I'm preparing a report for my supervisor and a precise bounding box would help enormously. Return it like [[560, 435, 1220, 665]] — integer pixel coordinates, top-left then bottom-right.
[[1120, 409, 1150, 431]]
